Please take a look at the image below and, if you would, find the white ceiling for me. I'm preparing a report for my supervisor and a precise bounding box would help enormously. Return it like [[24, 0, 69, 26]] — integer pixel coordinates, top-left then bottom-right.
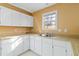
[[11, 3, 55, 13]]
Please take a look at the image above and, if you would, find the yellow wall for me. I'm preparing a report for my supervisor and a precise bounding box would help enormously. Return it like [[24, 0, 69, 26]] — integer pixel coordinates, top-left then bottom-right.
[[32, 3, 79, 55], [0, 26, 32, 36], [32, 3, 79, 35]]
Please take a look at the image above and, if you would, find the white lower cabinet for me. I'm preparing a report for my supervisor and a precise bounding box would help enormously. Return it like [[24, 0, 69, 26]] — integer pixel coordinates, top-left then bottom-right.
[[65, 41, 74, 56], [1, 35, 73, 56], [52, 39, 73, 56], [30, 35, 35, 51], [30, 35, 42, 55], [1, 39, 9, 56], [1, 39, 15, 56], [53, 46, 66, 56], [41, 37, 73, 56], [12, 37, 24, 56], [34, 36, 42, 55], [22, 35, 30, 52], [1, 35, 30, 56], [42, 37, 52, 56], [12, 35, 30, 56], [52, 39, 67, 56], [0, 42, 1, 56], [52, 39, 66, 56]]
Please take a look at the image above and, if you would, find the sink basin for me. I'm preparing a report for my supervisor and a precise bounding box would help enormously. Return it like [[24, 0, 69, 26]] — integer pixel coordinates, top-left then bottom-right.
[[40, 33, 53, 37], [40, 34, 46, 37]]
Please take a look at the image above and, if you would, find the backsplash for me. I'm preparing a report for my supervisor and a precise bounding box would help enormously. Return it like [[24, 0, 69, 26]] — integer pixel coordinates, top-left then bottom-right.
[[0, 26, 32, 36]]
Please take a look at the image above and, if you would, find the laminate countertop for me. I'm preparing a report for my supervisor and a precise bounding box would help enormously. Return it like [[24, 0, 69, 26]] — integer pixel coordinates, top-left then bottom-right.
[[0, 33, 79, 41]]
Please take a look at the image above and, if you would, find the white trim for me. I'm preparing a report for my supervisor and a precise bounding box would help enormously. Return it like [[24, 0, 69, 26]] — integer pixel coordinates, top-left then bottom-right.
[[42, 10, 58, 31], [42, 10, 57, 16]]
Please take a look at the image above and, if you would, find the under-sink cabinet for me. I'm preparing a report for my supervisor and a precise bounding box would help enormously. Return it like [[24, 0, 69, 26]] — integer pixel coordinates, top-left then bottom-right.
[[42, 37, 52, 56], [30, 35, 42, 55]]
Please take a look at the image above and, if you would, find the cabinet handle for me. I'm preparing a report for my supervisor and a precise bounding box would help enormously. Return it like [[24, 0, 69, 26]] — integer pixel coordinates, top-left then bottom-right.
[[65, 49, 67, 52], [52, 46, 54, 48]]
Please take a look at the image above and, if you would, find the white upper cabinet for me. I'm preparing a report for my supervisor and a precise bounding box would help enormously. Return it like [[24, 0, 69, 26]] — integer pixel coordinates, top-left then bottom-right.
[[19, 15, 33, 27], [0, 6, 33, 27], [0, 6, 13, 26]]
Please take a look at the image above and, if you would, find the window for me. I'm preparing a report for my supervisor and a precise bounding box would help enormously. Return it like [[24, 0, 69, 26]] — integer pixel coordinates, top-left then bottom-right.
[[42, 11, 57, 30]]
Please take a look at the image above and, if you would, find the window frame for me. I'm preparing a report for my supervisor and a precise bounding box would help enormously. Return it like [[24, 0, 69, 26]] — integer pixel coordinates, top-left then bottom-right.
[[42, 10, 58, 31]]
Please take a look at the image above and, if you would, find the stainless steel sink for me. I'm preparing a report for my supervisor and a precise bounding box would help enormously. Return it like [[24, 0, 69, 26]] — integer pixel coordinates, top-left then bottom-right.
[[40, 33, 53, 37]]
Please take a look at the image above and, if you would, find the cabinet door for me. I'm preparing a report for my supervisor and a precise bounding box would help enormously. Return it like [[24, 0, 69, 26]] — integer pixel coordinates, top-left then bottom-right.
[[0, 7, 2, 25], [11, 10, 33, 27], [19, 15, 28, 27], [30, 35, 35, 51], [52, 39, 67, 56], [22, 35, 29, 52], [0, 7, 12, 26], [0, 6, 20, 26], [12, 37, 24, 56], [0, 41, 1, 56], [1, 39, 14, 56], [42, 37, 52, 56], [1, 40, 7, 56], [65, 41, 74, 56], [5, 40, 14, 56], [0, 6, 33, 27], [26, 16, 33, 27], [34, 36, 42, 55], [20, 15, 33, 27], [53, 46, 67, 56], [11, 10, 20, 26], [52, 39, 73, 56], [12, 11, 27, 26]]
